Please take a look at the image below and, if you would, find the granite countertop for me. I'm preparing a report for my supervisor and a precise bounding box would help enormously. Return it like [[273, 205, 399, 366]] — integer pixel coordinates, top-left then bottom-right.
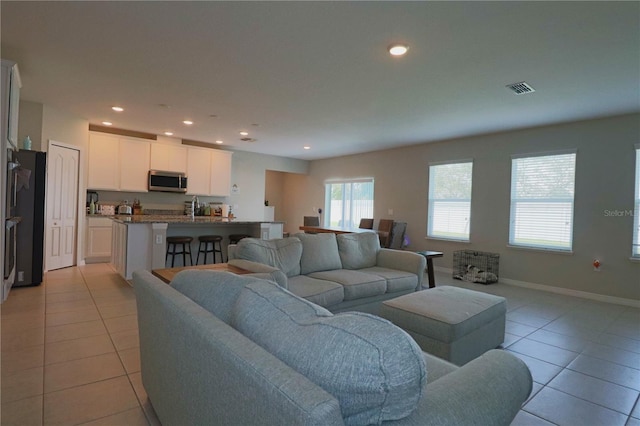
[[108, 214, 283, 225]]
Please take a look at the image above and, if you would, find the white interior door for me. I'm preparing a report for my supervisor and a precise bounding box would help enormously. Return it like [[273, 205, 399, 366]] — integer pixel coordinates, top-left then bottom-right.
[[46, 143, 79, 271]]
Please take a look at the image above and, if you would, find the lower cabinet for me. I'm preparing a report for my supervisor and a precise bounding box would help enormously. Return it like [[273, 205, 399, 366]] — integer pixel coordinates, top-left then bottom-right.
[[111, 222, 155, 280], [86, 217, 113, 263], [110, 221, 127, 277]]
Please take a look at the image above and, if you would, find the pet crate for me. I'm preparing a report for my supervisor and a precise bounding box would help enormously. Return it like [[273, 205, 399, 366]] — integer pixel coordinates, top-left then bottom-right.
[[453, 250, 500, 284]]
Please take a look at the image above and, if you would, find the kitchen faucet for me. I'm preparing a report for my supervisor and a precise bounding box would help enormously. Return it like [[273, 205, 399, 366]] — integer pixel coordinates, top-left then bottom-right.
[[191, 195, 199, 218]]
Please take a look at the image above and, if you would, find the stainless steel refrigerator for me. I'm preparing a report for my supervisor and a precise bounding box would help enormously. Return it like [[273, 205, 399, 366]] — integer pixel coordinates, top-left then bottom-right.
[[15, 150, 46, 287]]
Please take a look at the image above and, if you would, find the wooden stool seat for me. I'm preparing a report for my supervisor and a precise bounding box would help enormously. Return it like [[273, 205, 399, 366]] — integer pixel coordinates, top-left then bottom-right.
[[166, 236, 193, 267], [197, 235, 224, 264]]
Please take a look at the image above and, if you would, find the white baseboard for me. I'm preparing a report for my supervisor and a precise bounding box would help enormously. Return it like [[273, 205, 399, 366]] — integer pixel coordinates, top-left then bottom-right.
[[433, 266, 640, 308]]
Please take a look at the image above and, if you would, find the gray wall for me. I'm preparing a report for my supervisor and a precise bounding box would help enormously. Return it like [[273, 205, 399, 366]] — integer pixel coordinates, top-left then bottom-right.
[[299, 114, 640, 301]]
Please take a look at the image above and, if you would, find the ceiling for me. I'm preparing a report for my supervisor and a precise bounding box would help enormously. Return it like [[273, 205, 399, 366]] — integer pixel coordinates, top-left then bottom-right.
[[1, 1, 638, 160]]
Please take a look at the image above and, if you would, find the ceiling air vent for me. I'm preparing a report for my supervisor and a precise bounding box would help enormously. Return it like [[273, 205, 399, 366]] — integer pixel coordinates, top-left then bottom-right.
[[240, 137, 257, 142], [506, 81, 535, 95]]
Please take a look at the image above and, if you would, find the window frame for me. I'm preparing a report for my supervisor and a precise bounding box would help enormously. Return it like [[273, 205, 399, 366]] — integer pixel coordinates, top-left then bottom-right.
[[427, 159, 474, 242], [508, 149, 577, 252], [323, 178, 374, 229]]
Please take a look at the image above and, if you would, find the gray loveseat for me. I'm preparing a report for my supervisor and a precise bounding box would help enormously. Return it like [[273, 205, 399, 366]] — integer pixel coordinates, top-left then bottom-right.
[[133, 270, 532, 426], [228, 232, 426, 313]]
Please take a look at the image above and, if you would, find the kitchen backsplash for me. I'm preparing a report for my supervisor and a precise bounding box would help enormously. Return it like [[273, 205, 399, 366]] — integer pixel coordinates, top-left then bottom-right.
[[90, 190, 229, 214]]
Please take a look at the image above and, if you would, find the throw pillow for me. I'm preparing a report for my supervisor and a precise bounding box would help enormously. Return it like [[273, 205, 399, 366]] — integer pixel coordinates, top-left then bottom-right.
[[337, 232, 380, 269], [170, 270, 262, 324], [231, 280, 426, 426], [235, 237, 302, 277], [295, 233, 343, 275]]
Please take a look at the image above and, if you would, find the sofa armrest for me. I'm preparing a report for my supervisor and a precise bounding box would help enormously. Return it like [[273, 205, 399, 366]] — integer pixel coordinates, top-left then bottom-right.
[[228, 259, 288, 289], [376, 249, 426, 289], [392, 349, 532, 426]]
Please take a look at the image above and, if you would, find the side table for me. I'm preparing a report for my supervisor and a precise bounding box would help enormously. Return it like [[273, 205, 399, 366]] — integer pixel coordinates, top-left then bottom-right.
[[416, 251, 444, 288]]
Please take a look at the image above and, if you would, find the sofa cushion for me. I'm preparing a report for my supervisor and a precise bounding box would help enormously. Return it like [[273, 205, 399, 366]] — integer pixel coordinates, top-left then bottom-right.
[[309, 269, 386, 300], [337, 232, 380, 270], [170, 270, 260, 324], [231, 280, 426, 426], [360, 266, 419, 293], [235, 237, 302, 277], [287, 275, 345, 308], [295, 233, 343, 275]]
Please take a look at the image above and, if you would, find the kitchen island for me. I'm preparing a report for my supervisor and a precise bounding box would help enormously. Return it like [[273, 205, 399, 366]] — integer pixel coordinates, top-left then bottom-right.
[[109, 215, 283, 279]]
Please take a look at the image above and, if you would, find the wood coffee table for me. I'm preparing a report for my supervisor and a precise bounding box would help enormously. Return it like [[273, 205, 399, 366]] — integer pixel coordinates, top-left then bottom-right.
[[152, 263, 251, 284]]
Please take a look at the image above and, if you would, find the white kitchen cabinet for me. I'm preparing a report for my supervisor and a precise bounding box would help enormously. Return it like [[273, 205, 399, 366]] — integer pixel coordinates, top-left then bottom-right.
[[111, 221, 154, 280], [119, 137, 150, 192], [88, 133, 120, 190], [210, 149, 233, 196], [186, 147, 233, 196], [110, 221, 127, 277], [86, 216, 112, 263], [150, 143, 187, 173], [88, 132, 151, 192], [186, 147, 212, 196]]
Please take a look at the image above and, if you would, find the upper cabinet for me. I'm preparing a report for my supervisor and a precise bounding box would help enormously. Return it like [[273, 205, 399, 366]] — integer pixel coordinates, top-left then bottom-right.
[[186, 147, 211, 196], [186, 146, 233, 196], [88, 133, 120, 190], [88, 132, 150, 192], [88, 131, 232, 196], [119, 137, 150, 192], [210, 149, 233, 196], [150, 143, 187, 174]]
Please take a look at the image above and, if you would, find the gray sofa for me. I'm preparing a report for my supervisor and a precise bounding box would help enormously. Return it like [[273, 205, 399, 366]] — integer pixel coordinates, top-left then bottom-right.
[[228, 232, 426, 313], [133, 270, 532, 426]]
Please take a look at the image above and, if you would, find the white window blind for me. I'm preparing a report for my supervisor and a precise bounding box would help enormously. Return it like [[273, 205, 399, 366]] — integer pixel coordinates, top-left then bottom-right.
[[428, 161, 473, 241], [633, 147, 640, 257], [324, 179, 374, 228], [510, 152, 576, 251]]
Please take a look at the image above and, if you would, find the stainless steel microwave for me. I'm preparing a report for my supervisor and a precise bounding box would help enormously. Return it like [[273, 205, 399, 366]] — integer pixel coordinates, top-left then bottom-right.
[[148, 170, 188, 193]]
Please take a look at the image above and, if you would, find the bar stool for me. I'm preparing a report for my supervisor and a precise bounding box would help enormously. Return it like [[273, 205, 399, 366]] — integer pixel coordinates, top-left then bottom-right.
[[166, 236, 193, 267], [196, 235, 224, 264]]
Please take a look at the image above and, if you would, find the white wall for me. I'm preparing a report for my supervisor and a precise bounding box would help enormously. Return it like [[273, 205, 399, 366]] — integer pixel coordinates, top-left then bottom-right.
[[228, 150, 308, 221], [300, 114, 640, 301]]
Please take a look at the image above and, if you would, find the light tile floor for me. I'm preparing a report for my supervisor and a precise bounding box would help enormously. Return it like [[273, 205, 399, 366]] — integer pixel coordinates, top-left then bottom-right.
[[1, 264, 639, 425], [1, 263, 159, 426]]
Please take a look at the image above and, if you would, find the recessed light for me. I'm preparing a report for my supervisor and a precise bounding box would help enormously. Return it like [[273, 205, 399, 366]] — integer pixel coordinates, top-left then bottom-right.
[[102, 121, 113, 126], [215, 140, 223, 144], [183, 120, 193, 125], [164, 131, 174, 136], [304, 146, 311, 150], [209, 114, 218, 118], [111, 106, 124, 112], [388, 44, 409, 56], [239, 131, 249, 136]]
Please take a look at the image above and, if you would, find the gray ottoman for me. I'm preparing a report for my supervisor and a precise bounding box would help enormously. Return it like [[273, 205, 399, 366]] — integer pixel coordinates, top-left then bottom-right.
[[380, 286, 506, 365]]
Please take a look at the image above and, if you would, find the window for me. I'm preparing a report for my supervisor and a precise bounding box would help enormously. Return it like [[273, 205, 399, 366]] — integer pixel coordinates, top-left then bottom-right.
[[324, 179, 374, 228], [509, 151, 576, 251], [633, 147, 640, 257], [427, 161, 473, 241]]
